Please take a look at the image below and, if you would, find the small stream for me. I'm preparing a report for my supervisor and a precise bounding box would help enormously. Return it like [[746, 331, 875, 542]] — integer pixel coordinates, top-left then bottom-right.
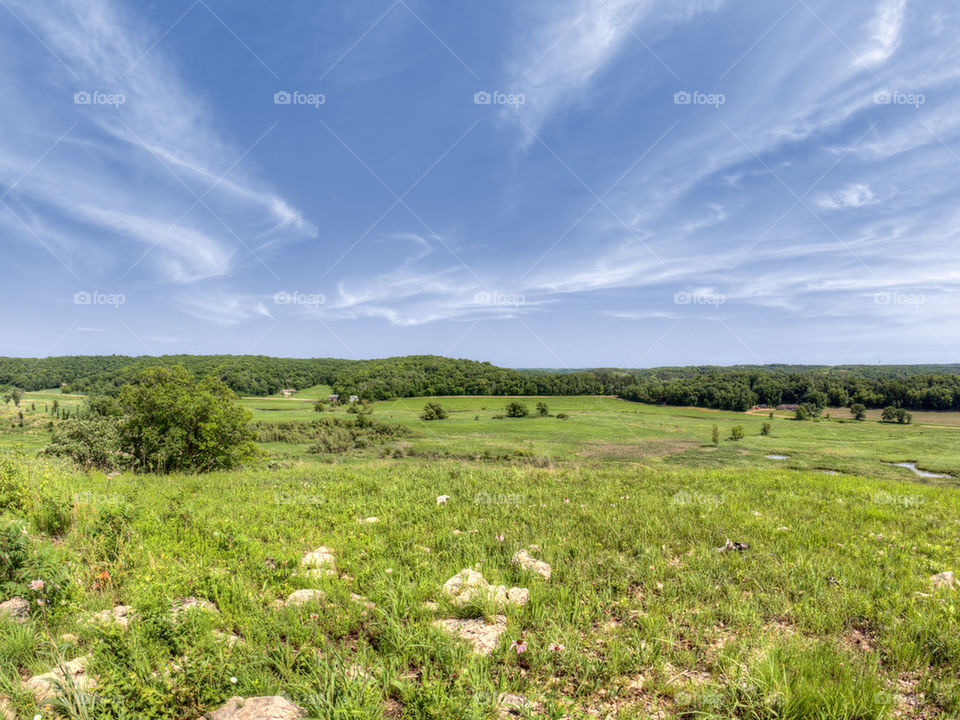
[[885, 461, 953, 479]]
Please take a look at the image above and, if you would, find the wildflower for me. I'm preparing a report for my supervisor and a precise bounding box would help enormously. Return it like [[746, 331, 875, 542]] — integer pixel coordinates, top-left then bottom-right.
[[495, 534, 505, 542], [563, 498, 570, 504], [230, 676, 238, 684], [510, 639, 527, 655], [309, 613, 319, 620], [549, 643, 565, 652], [385, 568, 393, 574], [36, 599, 45, 606], [29, 579, 44, 591]]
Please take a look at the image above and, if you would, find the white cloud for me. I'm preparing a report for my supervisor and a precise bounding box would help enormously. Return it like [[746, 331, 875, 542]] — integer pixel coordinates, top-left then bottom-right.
[[0, 0, 314, 283], [857, 0, 908, 66], [816, 183, 879, 210]]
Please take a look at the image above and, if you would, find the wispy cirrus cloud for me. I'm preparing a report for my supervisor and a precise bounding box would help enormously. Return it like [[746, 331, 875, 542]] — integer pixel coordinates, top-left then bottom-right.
[[0, 0, 315, 283]]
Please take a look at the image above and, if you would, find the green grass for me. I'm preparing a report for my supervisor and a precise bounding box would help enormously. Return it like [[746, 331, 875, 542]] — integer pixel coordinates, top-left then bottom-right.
[[1, 393, 960, 717]]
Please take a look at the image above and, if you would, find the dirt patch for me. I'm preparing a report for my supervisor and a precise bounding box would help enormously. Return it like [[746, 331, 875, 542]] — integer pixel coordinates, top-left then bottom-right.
[[578, 439, 698, 460]]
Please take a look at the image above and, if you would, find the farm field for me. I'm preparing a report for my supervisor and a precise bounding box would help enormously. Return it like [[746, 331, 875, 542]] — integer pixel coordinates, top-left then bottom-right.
[[0, 388, 959, 718]]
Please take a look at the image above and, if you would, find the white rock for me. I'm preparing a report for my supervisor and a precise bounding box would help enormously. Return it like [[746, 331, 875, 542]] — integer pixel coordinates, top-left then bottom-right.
[[512, 549, 552, 580], [171, 597, 218, 621], [200, 695, 305, 719], [441, 569, 528, 609], [359, 517, 379, 524], [24, 656, 95, 702], [301, 546, 337, 578], [434, 615, 507, 655], [87, 605, 137, 628], [285, 589, 325, 607], [436, 495, 450, 505], [931, 571, 957, 590], [0, 597, 30, 624]]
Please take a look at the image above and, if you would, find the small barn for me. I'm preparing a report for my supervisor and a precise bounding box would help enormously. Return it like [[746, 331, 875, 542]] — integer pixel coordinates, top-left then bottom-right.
[[349, 395, 359, 403], [328, 394, 339, 403], [279, 388, 296, 397]]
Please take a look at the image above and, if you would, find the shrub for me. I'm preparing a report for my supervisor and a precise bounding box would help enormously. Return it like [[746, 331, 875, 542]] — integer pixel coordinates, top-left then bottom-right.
[[0, 455, 30, 515], [730, 425, 745, 440], [30, 495, 73, 537], [556, 413, 569, 420], [505, 401, 529, 418], [42, 417, 123, 470], [712, 425, 720, 446], [795, 406, 810, 421], [420, 402, 448, 421], [536, 402, 549, 417], [118, 366, 261, 473], [761, 422, 772, 436], [0, 519, 30, 583], [850, 404, 867, 421]]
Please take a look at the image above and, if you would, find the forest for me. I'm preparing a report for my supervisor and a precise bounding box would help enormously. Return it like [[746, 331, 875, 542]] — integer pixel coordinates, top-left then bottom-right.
[[6, 354, 960, 411]]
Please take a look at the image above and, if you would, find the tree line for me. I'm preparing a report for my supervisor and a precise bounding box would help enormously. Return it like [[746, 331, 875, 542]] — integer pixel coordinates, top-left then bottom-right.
[[6, 355, 960, 411]]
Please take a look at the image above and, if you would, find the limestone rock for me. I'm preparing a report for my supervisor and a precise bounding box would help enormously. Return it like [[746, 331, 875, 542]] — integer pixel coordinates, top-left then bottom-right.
[[285, 589, 325, 607], [441, 569, 528, 609], [172, 597, 219, 621], [201, 696, 305, 720], [24, 656, 95, 702], [512, 549, 551, 580], [434, 615, 507, 655], [88, 605, 136, 628], [931, 571, 957, 590], [0, 597, 30, 624], [301, 546, 336, 578]]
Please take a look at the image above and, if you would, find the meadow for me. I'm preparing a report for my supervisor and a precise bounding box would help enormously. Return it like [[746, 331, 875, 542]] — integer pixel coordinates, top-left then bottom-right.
[[0, 388, 958, 719]]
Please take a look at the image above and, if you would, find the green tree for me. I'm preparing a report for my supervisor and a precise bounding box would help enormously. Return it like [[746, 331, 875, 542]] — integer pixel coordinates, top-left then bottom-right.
[[850, 403, 867, 421], [760, 421, 771, 436], [794, 405, 810, 421], [730, 425, 745, 440], [117, 366, 260, 473], [3, 387, 24, 408], [536, 401, 549, 417], [420, 402, 448, 421], [881, 406, 898, 422], [505, 401, 529, 418], [711, 424, 720, 447], [896, 408, 912, 424]]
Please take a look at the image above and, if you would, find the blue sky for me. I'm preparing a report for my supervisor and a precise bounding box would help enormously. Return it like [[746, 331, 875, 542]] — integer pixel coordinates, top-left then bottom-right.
[[1, 0, 958, 367]]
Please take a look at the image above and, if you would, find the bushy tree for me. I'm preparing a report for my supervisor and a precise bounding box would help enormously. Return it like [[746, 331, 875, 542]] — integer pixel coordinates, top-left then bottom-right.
[[505, 401, 529, 418], [896, 408, 912, 424], [3, 387, 24, 408], [711, 424, 720, 447], [850, 403, 867, 421], [795, 405, 810, 421], [420, 402, 448, 421], [536, 401, 549, 417], [881, 406, 898, 422], [760, 421, 771, 436], [116, 366, 260, 473], [42, 417, 122, 470], [730, 425, 745, 440]]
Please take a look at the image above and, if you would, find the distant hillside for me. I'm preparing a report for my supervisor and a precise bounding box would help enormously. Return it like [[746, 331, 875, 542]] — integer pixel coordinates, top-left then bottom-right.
[[5, 355, 960, 411]]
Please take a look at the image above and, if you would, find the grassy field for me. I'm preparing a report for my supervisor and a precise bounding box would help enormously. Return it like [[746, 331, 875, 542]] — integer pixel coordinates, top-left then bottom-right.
[[0, 390, 958, 718]]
